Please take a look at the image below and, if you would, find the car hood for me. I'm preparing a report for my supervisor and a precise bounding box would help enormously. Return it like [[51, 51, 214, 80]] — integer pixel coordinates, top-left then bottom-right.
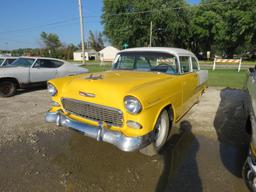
[[59, 70, 174, 108]]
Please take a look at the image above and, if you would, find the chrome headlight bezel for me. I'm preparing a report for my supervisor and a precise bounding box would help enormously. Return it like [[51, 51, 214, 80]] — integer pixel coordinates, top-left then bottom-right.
[[47, 83, 58, 96], [124, 96, 142, 114]]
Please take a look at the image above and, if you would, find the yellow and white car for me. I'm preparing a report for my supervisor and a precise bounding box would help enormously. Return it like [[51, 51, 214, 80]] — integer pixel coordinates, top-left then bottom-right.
[[45, 47, 208, 156]]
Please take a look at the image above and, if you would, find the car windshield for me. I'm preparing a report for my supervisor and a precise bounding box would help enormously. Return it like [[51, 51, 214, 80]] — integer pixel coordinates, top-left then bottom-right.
[[7, 58, 35, 67], [0, 59, 4, 65], [113, 51, 179, 74]]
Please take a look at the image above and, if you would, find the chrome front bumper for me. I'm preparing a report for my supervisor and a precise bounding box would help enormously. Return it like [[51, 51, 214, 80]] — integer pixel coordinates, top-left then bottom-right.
[[45, 111, 154, 152]]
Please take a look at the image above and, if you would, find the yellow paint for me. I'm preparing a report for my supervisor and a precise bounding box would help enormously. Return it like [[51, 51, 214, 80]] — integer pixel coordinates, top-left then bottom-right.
[[48, 70, 205, 137]]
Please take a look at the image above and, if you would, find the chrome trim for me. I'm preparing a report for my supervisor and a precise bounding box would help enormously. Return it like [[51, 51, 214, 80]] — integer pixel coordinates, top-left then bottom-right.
[[247, 154, 256, 174], [45, 111, 154, 152], [61, 98, 123, 127]]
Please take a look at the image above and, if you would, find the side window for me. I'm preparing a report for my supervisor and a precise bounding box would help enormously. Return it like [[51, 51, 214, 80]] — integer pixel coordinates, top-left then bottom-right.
[[180, 56, 191, 73], [191, 57, 199, 71], [3, 59, 16, 66], [34, 59, 62, 68], [51, 60, 64, 68]]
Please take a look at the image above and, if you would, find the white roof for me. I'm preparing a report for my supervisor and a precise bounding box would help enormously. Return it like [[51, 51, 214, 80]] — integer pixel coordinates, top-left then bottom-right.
[[18, 56, 66, 62], [0, 56, 18, 59], [119, 47, 195, 57], [99, 46, 120, 53]]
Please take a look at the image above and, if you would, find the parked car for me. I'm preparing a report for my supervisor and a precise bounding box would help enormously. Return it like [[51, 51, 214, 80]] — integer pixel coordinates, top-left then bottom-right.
[[0, 56, 17, 67], [243, 66, 256, 191], [0, 57, 88, 97], [45, 47, 208, 156]]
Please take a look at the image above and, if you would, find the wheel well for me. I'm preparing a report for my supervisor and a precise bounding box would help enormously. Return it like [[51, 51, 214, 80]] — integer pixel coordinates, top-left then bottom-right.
[[0, 77, 20, 88]]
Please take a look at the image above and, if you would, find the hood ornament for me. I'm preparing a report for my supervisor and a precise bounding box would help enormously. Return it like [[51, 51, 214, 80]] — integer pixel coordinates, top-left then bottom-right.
[[86, 74, 103, 80], [79, 91, 96, 98]]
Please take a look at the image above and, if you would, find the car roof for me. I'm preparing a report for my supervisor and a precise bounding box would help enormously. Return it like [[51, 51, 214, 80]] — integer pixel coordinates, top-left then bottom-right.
[[118, 47, 195, 57], [19, 56, 66, 62], [0, 56, 18, 59]]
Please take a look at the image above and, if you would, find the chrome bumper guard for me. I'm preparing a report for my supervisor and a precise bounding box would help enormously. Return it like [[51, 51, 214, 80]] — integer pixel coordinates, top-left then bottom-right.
[[247, 153, 256, 174], [45, 111, 154, 152]]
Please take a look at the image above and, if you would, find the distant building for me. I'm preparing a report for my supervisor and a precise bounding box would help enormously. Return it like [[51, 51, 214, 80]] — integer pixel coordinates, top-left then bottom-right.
[[73, 49, 98, 61], [99, 46, 120, 62]]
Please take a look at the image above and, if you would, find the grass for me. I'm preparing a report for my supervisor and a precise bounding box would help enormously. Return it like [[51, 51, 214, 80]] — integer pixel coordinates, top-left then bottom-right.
[[82, 64, 247, 89], [208, 69, 247, 88]]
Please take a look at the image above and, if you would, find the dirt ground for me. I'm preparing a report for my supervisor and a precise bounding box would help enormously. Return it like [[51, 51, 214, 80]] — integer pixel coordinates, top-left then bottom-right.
[[0, 87, 251, 192]]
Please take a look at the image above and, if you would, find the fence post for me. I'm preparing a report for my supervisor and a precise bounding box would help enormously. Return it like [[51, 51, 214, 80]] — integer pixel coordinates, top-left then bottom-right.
[[238, 58, 242, 72], [213, 58, 216, 70]]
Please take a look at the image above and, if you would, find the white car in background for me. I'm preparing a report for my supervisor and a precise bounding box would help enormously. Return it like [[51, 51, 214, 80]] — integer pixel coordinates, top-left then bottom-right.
[[0, 57, 17, 67], [0, 57, 88, 97]]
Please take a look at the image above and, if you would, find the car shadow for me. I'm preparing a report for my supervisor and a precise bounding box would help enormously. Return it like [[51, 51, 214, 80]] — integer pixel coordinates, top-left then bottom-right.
[[16, 84, 46, 96], [155, 120, 202, 192], [213, 87, 250, 178]]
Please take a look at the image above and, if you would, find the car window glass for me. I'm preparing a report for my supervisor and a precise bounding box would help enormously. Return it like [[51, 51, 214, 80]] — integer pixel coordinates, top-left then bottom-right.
[[135, 56, 151, 71], [191, 57, 199, 71], [3, 59, 16, 66], [113, 52, 178, 74], [180, 56, 190, 73], [0, 59, 4, 65], [34, 59, 63, 68], [51, 60, 64, 68], [117, 56, 135, 70], [10, 58, 35, 67]]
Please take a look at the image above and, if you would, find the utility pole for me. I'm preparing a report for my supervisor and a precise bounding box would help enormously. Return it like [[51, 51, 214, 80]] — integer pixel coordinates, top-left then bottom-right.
[[149, 21, 153, 47], [78, 0, 85, 64]]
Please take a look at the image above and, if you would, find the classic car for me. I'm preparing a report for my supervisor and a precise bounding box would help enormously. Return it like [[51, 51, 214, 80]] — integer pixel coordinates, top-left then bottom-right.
[[0, 56, 17, 67], [45, 47, 208, 156], [243, 66, 256, 191], [0, 57, 88, 97]]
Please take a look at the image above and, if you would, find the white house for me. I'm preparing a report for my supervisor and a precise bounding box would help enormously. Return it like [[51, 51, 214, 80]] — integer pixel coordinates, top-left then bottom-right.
[[99, 46, 120, 62], [73, 49, 98, 61]]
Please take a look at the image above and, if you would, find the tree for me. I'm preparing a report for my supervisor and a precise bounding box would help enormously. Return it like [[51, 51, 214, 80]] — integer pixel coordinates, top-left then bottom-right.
[[88, 30, 105, 51], [191, 0, 256, 57], [102, 0, 191, 49], [40, 32, 62, 57]]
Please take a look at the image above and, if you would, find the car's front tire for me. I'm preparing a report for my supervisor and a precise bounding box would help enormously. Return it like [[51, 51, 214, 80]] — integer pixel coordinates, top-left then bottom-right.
[[0, 81, 17, 97], [140, 109, 171, 156]]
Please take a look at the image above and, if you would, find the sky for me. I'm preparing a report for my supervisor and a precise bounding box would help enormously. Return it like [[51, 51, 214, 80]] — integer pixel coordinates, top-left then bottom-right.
[[0, 0, 199, 50]]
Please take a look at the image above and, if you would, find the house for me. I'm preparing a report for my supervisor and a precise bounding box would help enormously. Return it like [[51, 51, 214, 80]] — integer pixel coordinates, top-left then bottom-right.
[[73, 49, 98, 61], [99, 46, 120, 62]]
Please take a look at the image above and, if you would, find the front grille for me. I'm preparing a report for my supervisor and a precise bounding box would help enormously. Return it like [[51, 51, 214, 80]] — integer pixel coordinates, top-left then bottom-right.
[[61, 98, 123, 127]]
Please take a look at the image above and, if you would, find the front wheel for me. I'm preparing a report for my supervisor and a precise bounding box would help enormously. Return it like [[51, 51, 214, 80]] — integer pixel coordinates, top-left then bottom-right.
[[140, 109, 171, 156], [0, 81, 17, 97], [242, 159, 256, 192]]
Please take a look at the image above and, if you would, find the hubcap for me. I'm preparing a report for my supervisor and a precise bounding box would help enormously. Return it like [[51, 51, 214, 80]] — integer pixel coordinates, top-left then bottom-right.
[[155, 111, 169, 148], [0, 83, 12, 95]]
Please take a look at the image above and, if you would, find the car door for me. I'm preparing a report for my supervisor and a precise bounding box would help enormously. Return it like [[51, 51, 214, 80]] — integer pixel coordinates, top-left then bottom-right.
[[29, 59, 58, 83], [179, 56, 198, 113]]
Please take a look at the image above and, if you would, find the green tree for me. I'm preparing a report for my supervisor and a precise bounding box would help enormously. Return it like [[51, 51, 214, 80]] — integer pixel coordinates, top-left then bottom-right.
[[88, 30, 105, 51], [192, 0, 256, 57], [102, 0, 191, 49], [40, 31, 62, 57]]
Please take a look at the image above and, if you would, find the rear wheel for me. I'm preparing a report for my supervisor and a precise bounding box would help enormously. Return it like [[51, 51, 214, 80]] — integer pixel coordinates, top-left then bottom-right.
[[140, 109, 171, 156], [0, 81, 17, 97]]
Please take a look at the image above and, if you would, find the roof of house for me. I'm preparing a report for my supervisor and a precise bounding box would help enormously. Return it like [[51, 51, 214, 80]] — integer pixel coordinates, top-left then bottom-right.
[[99, 46, 120, 53]]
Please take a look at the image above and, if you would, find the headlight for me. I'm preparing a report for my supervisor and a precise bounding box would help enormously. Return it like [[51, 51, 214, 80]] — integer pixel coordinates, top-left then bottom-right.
[[47, 83, 57, 96], [124, 96, 142, 114]]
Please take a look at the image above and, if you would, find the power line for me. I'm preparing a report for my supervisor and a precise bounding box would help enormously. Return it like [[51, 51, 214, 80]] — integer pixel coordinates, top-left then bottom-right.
[[0, 0, 236, 35]]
